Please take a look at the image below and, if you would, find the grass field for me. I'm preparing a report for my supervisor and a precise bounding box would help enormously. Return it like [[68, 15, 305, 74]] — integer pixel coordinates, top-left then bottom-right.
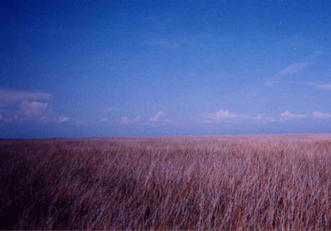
[[0, 135, 330, 230]]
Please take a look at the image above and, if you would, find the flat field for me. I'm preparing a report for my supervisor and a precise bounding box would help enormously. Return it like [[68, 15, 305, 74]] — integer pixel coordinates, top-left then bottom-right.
[[0, 135, 330, 230]]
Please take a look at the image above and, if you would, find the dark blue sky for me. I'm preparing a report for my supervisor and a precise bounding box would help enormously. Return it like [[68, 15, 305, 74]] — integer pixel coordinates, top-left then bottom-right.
[[1, 0, 331, 138]]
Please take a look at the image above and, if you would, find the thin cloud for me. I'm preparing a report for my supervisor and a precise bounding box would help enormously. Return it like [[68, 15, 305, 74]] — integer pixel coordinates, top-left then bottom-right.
[[280, 111, 331, 120], [145, 39, 178, 47], [266, 62, 311, 85], [73, 120, 85, 127], [39, 115, 70, 123], [252, 113, 263, 121], [19, 101, 48, 117], [120, 116, 140, 125], [308, 82, 331, 90], [0, 100, 49, 122], [275, 62, 311, 77], [312, 111, 331, 118], [150, 111, 165, 122], [0, 88, 51, 107], [99, 117, 109, 123]]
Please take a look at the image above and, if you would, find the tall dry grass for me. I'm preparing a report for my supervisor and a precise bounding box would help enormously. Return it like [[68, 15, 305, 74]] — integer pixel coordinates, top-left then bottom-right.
[[0, 135, 330, 230]]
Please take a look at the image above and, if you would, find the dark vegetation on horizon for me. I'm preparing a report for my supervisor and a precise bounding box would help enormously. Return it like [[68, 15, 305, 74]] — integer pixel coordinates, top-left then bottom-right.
[[0, 135, 330, 230]]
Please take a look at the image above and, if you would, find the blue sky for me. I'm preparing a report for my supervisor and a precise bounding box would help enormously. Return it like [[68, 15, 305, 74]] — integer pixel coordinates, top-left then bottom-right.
[[1, 0, 331, 138]]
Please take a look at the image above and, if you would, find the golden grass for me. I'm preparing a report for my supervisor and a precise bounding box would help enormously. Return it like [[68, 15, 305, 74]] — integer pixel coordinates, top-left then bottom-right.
[[0, 135, 330, 230]]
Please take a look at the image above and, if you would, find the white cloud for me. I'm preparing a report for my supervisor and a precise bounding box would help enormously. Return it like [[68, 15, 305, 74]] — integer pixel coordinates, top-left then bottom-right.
[[202, 109, 239, 123], [280, 111, 331, 120], [0, 88, 69, 124], [202, 110, 280, 123], [280, 111, 308, 119], [308, 82, 331, 90], [120, 116, 140, 125], [252, 113, 263, 121], [312, 111, 331, 118], [252, 113, 269, 122], [150, 111, 165, 122], [56, 116, 70, 123], [0, 88, 51, 107], [0, 88, 50, 121], [202, 109, 331, 124], [40, 115, 70, 123], [19, 101, 48, 117]]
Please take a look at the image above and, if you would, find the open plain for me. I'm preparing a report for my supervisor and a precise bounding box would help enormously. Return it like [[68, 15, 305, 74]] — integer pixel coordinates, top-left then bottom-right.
[[0, 134, 330, 230]]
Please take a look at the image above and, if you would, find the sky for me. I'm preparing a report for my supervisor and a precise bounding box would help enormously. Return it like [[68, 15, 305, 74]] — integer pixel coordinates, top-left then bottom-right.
[[1, 0, 331, 138]]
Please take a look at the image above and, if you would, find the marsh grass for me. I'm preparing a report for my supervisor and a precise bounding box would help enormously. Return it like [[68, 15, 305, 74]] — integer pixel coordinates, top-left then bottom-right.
[[0, 135, 330, 230]]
